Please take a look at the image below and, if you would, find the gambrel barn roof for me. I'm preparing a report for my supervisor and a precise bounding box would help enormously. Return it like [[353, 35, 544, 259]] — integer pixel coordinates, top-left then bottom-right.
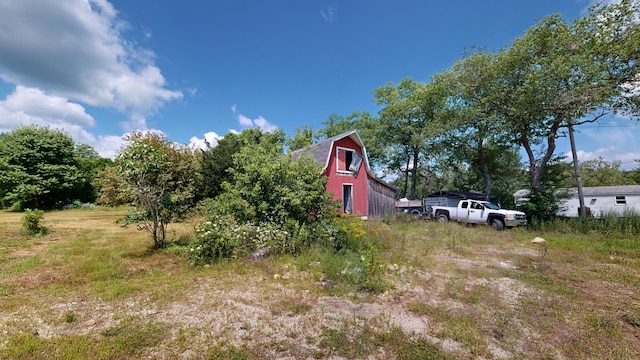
[[290, 130, 396, 191], [291, 130, 371, 174]]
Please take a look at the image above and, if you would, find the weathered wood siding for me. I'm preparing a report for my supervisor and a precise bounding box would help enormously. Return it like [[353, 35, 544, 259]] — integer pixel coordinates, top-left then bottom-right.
[[368, 178, 396, 219]]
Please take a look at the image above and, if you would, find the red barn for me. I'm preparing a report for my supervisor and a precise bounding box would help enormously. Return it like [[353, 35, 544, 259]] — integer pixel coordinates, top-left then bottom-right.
[[292, 130, 396, 219]]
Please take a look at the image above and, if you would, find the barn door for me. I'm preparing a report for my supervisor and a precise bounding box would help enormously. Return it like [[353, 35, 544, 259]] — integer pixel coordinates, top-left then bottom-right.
[[343, 184, 353, 214]]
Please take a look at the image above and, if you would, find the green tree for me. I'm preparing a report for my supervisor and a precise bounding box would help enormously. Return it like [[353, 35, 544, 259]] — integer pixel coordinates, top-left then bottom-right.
[[447, 141, 524, 207], [196, 128, 287, 201], [0, 126, 82, 209], [627, 160, 640, 184], [490, 1, 640, 195], [114, 131, 197, 249], [440, 51, 515, 200], [516, 156, 572, 225], [287, 125, 319, 152], [74, 144, 112, 203], [574, 157, 635, 187], [94, 164, 131, 206], [196, 132, 242, 201], [319, 111, 385, 167], [374, 78, 450, 199]]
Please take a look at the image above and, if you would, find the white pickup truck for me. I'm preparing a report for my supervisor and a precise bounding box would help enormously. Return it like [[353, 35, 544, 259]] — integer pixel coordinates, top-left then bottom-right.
[[430, 199, 527, 230]]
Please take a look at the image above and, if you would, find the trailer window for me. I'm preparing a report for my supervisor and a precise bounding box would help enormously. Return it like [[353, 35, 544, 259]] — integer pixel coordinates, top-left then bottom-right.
[[615, 196, 626, 205]]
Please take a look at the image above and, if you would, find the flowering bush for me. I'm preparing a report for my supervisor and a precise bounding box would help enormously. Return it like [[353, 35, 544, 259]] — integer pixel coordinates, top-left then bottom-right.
[[319, 213, 368, 253], [189, 215, 304, 265], [189, 215, 245, 264]]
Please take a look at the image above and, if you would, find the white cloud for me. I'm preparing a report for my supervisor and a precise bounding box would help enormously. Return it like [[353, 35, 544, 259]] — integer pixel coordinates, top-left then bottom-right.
[[0, 86, 97, 145], [0, 85, 167, 159], [231, 105, 278, 133], [1, 86, 95, 127], [238, 114, 254, 127], [238, 114, 278, 132], [0, 0, 182, 129], [564, 148, 640, 170], [188, 131, 222, 150], [321, 5, 337, 22], [253, 116, 278, 132], [92, 134, 126, 159]]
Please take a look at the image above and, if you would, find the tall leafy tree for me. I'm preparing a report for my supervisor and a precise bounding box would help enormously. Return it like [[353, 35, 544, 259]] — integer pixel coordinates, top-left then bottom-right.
[[114, 131, 197, 249], [0, 126, 82, 209], [490, 0, 640, 195], [196, 132, 242, 201], [287, 125, 319, 152], [440, 51, 515, 199], [94, 164, 131, 206], [374, 78, 450, 199], [448, 141, 523, 207], [74, 143, 112, 203], [196, 128, 287, 201]]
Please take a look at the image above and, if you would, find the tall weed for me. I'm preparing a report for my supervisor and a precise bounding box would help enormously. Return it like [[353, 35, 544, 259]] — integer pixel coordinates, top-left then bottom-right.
[[541, 209, 640, 240]]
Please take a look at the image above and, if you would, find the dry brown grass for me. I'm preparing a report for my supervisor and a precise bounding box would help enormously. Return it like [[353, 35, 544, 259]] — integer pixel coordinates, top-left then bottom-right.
[[1, 208, 640, 359]]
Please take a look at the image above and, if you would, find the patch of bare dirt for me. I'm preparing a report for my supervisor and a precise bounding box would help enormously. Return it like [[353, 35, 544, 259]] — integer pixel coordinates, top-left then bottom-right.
[[3, 239, 640, 359]]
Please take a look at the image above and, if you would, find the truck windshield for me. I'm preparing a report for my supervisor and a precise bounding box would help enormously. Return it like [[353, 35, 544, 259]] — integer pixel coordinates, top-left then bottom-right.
[[484, 202, 501, 210]]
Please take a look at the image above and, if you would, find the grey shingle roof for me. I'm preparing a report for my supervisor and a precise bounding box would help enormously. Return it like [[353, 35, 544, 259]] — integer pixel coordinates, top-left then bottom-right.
[[568, 185, 640, 196], [515, 185, 640, 198]]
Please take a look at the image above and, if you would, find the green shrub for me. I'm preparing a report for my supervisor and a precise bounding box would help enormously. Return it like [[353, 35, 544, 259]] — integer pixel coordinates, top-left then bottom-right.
[[21, 208, 47, 236], [316, 212, 367, 253], [541, 209, 640, 238], [189, 215, 308, 265], [215, 143, 335, 226], [189, 215, 251, 264]]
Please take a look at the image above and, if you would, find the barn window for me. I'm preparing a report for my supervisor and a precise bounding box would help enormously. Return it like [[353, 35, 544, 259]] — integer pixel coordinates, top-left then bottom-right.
[[615, 195, 627, 205], [336, 147, 362, 174]]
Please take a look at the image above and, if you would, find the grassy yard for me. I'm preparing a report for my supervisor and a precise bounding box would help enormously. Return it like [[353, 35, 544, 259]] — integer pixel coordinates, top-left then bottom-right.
[[1, 207, 639, 359]]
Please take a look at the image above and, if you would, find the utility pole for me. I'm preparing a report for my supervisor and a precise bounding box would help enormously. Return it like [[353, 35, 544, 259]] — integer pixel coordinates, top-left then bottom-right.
[[568, 119, 586, 219]]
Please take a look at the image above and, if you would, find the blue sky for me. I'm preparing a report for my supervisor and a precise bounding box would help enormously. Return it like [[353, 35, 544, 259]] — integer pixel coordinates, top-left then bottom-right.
[[0, 0, 638, 169]]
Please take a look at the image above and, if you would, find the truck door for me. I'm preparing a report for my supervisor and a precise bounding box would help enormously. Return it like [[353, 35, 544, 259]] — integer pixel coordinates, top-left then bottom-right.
[[460, 201, 469, 223], [467, 201, 485, 224]]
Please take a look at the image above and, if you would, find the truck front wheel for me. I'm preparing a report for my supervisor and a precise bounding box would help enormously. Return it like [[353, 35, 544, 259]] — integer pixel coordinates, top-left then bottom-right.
[[490, 219, 504, 231], [437, 214, 449, 224]]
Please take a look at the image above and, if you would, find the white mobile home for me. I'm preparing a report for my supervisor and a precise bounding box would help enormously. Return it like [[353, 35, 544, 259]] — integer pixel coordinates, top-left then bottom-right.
[[514, 186, 640, 218]]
